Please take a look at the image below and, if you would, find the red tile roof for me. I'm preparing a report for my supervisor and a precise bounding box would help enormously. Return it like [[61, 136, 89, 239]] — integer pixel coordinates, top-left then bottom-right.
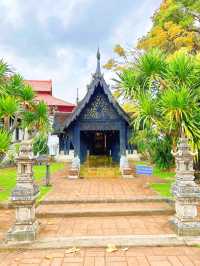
[[36, 93, 75, 107], [25, 79, 75, 111], [25, 80, 52, 93]]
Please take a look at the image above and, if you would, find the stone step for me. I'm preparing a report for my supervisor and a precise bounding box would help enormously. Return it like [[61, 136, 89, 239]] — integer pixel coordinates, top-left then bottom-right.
[[37, 214, 174, 239], [2, 234, 199, 250], [40, 196, 174, 205], [36, 202, 174, 218]]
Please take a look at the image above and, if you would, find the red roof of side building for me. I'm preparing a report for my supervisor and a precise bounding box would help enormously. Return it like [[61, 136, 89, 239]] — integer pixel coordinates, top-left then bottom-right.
[[24, 79, 75, 109], [36, 93, 75, 107], [24, 80, 52, 93]]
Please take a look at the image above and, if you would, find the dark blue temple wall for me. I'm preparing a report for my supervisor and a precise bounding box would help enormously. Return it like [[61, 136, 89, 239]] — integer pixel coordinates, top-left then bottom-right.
[[61, 84, 131, 163]]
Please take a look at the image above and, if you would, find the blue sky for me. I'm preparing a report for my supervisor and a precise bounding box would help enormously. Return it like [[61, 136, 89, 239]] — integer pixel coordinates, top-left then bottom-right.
[[0, 0, 162, 103]]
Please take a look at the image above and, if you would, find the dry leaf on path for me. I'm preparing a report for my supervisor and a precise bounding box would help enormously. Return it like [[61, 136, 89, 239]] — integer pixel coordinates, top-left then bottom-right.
[[121, 247, 128, 251], [65, 247, 80, 254], [45, 256, 52, 260], [106, 244, 118, 253]]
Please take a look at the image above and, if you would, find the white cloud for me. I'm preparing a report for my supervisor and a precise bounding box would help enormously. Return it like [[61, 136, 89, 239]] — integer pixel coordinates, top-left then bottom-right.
[[1, 0, 23, 27], [36, 0, 92, 29], [0, 0, 162, 104], [111, 0, 162, 47]]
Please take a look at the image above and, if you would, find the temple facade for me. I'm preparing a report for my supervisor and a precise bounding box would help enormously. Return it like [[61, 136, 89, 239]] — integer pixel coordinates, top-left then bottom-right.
[[53, 50, 132, 164]]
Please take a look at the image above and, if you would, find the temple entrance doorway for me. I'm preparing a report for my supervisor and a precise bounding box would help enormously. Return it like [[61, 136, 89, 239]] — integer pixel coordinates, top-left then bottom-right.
[[80, 130, 120, 163]]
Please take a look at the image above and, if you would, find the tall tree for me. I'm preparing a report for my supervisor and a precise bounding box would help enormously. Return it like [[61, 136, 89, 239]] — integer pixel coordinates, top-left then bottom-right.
[[0, 59, 50, 161], [138, 0, 200, 53]]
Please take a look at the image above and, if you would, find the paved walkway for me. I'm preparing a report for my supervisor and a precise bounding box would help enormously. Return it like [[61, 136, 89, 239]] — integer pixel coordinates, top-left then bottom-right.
[[38, 215, 173, 239], [1, 166, 200, 265], [45, 166, 160, 202], [1, 246, 200, 265]]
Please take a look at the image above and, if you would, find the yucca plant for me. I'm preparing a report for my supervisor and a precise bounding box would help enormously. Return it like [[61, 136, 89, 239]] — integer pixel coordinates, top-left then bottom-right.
[[0, 96, 19, 129], [160, 85, 200, 143], [0, 59, 11, 97], [116, 48, 200, 168], [21, 101, 50, 136], [133, 91, 160, 130], [0, 129, 11, 159]]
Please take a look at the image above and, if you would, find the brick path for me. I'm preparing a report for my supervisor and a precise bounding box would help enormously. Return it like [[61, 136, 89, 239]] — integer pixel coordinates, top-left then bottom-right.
[[44, 166, 160, 201], [1, 246, 200, 265], [38, 215, 173, 238], [1, 166, 200, 265]]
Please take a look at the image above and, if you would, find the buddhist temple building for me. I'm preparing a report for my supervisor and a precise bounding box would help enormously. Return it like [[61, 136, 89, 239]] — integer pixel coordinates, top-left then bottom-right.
[[53, 50, 132, 164]]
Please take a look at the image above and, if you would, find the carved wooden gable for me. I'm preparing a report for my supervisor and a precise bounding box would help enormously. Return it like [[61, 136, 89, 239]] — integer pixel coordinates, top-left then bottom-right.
[[80, 90, 119, 121]]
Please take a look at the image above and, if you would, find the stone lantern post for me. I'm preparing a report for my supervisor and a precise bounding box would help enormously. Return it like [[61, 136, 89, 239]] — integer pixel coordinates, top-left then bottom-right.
[[171, 134, 200, 236], [7, 138, 39, 242]]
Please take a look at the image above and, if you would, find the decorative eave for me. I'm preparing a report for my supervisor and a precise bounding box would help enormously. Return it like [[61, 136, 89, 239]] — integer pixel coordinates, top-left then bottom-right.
[[60, 50, 131, 131]]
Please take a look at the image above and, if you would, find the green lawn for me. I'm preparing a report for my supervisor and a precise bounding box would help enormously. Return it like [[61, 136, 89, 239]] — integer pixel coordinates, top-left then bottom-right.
[[0, 162, 64, 202], [151, 165, 175, 198]]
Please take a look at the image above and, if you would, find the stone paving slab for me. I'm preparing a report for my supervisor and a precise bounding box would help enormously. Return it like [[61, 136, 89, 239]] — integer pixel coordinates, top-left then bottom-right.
[[36, 202, 174, 218], [0, 246, 200, 265], [0, 210, 174, 242], [38, 215, 173, 239]]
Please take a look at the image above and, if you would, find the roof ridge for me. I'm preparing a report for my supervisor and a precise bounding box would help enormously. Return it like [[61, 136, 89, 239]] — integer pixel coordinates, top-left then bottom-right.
[[49, 95, 76, 106], [25, 79, 52, 83]]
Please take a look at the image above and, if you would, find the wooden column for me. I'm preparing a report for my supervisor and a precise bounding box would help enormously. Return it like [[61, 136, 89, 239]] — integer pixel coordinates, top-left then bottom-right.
[[120, 121, 126, 156], [74, 122, 80, 158], [63, 136, 67, 155]]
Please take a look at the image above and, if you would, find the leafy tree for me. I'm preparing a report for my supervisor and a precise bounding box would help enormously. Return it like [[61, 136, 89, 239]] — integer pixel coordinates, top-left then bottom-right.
[[33, 134, 48, 156], [0, 59, 50, 161], [138, 0, 200, 53], [104, 0, 200, 73], [0, 129, 11, 161]]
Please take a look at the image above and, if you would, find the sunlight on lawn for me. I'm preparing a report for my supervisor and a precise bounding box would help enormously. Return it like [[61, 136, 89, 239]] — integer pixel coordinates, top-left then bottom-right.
[[0, 162, 64, 202]]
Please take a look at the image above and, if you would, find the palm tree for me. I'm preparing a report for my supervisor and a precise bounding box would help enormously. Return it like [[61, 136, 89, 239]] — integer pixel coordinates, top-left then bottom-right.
[[0, 96, 19, 130], [116, 48, 200, 167], [0, 59, 11, 96], [0, 59, 50, 162], [22, 101, 50, 138], [0, 129, 11, 161]]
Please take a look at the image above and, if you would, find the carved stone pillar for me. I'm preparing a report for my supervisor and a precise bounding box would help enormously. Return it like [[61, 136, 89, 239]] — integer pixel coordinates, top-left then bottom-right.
[[7, 139, 39, 242], [170, 134, 200, 236]]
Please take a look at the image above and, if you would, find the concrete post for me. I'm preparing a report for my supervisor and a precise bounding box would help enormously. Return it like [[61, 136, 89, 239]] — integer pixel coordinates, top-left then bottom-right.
[[7, 139, 39, 242], [170, 134, 200, 236], [45, 162, 51, 186]]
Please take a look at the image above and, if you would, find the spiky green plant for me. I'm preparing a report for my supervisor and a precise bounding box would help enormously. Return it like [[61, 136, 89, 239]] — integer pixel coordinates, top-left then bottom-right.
[[116, 48, 200, 168], [0, 129, 11, 157]]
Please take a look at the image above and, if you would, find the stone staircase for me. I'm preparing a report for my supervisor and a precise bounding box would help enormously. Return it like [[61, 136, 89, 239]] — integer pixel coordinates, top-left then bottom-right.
[[32, 196, 179, 248]]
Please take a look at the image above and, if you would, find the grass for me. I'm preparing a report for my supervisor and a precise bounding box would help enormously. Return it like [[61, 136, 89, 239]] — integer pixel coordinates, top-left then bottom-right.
[[149, 183, 173, 197], [36, 186, 51, 204], [0, 162, 64, 202], [151, 165, 175, 198]]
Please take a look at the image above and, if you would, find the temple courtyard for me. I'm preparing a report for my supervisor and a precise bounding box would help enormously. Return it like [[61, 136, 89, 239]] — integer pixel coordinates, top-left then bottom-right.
[[0, 161, 200, 265]]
